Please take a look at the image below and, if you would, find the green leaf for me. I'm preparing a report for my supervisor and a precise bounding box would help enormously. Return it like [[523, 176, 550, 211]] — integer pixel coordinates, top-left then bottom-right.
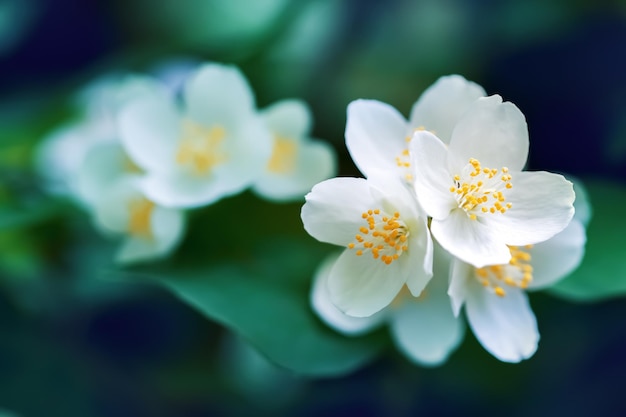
[[0, 198, 66, 230], [550, 179, 626, 301], [111, 240, 386, 377]]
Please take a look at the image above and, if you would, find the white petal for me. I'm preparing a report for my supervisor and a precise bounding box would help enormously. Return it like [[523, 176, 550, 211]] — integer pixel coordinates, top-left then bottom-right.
[[328, 249, 406, 317], [484, 171, 575, 246], [572, 178, 592, 226], [184, 63, 255, 126], [301, 177, 376, 247], [448, 95, 529, 173], [140, 172, 237, 208], [253, 140, 337, 201], [449, 257, 472, 316], [409, 75, 486, 144], [118, 95, 181, 175], [215, 114, 273, 193], [404, 222, 434, 297], [93, 178, 138, 234], [465, 283, 539, 362], [114, 201, 184, 265], [389, 274, 464, 366], [262, 99, 312, 138], [310, 253, 387, 335], [151, 205, 185, 254], [431, 209, 511, 268], [78, 142, 133, 207], [116, 237, 161, 265], [410, 131, 457, 220], [527, 219, 586, 290], [345, 99, 408, 178]]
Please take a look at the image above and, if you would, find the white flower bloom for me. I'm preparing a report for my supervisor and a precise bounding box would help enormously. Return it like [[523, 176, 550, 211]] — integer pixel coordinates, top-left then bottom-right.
[[35, 74, 167, 204], [345, 75, 485, 182], [312, 247, 463, 366], [93, 177, 185, 264], [118, 63, 273, 208], [252, 99, 336, 201], [410, 95, 575, 268], [301, 172, 433, 317], [448, 199, 587, 362]]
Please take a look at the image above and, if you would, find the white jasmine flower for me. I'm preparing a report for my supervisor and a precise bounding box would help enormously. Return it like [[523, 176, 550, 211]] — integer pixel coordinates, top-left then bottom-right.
[[312, 247, 463, 366], [447, 186, 588, 362], [94, 177, 185, 264], [345, 75, 485, 182], [252, 99, 336, 201], [410, 95, 575, 268], [301, 172, 433, 317], [119, 63, 273, 208]]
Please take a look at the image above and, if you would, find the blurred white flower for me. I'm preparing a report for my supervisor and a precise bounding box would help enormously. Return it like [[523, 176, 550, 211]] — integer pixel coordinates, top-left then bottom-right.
[[119, 63, 273, 208], [410, 95, 575, 268], [93, 177, 185, 264], [301, 172, 433, 317], [252, 99, 336, 201], [35, 75, 167, 204], [345, 75, 485, 183], [312, 247, 464, 366]]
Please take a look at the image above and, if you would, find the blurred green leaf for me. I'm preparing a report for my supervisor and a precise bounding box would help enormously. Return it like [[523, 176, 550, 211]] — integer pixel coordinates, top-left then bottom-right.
[[0, 199, 66, 231], [111, 239, 385, 377], [550, 179, 626, 301]]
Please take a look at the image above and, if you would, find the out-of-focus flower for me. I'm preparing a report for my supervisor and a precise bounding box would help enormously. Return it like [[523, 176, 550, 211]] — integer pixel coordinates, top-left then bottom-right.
[[447, 181, 589, 362], [312, 247, 463, 366], [301, 172, 433, 317], [35, 75, 166, 204], [345, 75, 485, 183], [119, 63, 272, 208], [252, 99, 336, 201], [93, 177, 185, 264], [410, 95, 575, 267]]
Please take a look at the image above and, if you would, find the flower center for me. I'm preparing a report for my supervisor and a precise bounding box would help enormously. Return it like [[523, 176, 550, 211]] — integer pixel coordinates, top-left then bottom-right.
[[449, 158, 513, 220], [474, 245, 533, 297], [267, 135, 297, 174], [176, 119, 228, 175], [128, 197, 155, 239], [347, 209, 409, 265]]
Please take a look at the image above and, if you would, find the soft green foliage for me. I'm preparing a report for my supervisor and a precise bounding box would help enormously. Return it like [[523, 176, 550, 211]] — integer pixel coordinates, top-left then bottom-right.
[[112, 249, 386, 376], [158, 261, 385, 376], [550, 179, 626, 301]]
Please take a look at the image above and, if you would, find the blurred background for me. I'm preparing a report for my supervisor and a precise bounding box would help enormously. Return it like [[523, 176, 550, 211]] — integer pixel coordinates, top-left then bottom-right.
[[1, 0, 626, 416]]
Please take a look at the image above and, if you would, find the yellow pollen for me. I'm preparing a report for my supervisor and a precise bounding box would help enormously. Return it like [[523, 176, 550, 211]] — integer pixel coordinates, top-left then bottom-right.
[[450, 158, 513, 220], [267, 135, 298, 174], [474, 245, 534, 297], [128, 198, 155, 238], [347, 208, 410, 265], [177, 119, 227, 175]]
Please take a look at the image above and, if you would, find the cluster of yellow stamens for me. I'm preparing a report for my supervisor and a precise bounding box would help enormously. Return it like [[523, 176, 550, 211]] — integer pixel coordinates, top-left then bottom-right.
[[267, 135, 297, 174], [128, 197, 155, 239], [347, 209, 409, 265], [474, 245, 534, 297], [176, 119, 228, 175], [450, 158, 513, 220]]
